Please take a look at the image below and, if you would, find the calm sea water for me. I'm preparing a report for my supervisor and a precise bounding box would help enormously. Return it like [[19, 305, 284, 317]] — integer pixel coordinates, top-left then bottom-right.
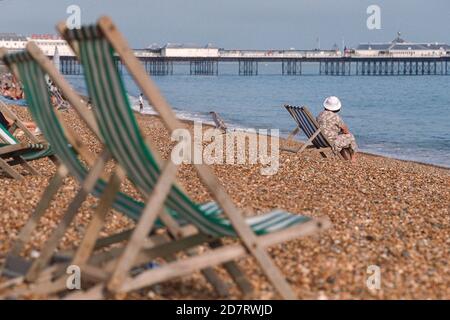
[[66, 63, 450, 168]]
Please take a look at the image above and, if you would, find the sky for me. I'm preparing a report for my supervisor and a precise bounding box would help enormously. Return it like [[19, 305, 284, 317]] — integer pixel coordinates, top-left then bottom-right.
[[0, 0, 449, 49]]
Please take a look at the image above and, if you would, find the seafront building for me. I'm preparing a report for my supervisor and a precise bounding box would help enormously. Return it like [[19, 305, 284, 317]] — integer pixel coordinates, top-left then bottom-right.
[[0, 32, 449, 76], [1, 32, 448, 59], [352, 33, 450, 58], [0, 33, 73, 56]]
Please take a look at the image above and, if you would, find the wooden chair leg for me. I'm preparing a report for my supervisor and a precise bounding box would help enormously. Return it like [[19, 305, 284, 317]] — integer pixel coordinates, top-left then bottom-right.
[[107, 244, 247, 295], [281, 127, 301, 152], [106, 160, 179, 293], [25, 150, 110, 282], [1, 165, 69, 278], [155, 205, 230, 297], [13, 218, 330, 299], [209, 239, 253, 296], [43, 198, 229, 297], [296, 128, 321, 154], [286, 127, 300, 142], [14, 156, 40, 176], [157, 210, 230, 297], [71, 166, 125, 267], [93, 229, 133, 250], [112, 208, 296, 299], [193, 166, 297, 299], [282, 128, 322, 154], [242, 242, 296, 299], [0, 157, 23, 180]]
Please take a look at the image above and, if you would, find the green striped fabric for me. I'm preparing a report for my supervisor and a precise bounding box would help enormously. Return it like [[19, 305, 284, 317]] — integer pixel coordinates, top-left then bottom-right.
[[0, 123, 17, 145], [0, 121, 52, 160], [70, 25, 311, 237], [2, 51, 157, 224], [21, 145, 55, 161]]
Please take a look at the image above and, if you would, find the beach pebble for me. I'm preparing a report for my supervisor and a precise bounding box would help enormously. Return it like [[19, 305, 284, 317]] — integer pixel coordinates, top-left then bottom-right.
[[0, 106, 448, 300]]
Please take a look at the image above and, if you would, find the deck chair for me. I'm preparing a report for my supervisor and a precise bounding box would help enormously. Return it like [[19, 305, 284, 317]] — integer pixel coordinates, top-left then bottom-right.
[[57, 17, 331, 300], [0, 49, 245, 298], [0, 100, 40, 141], [0, 119, 53, 180], [282, 105, 342, 158], [0, 100, 56, 161]]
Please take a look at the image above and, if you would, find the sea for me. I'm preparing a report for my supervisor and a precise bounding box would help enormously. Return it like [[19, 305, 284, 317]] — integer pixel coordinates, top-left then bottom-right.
[[64, 63, 449, 168]]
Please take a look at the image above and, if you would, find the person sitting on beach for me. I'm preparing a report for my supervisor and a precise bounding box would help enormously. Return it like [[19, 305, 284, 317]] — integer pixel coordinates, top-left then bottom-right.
[[2, 83, 24, 100], [317, 96, 358, 161]]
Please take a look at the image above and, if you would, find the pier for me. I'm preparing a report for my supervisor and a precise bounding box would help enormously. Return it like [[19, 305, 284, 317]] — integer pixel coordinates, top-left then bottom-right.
[[1, 32, 449, 76], [60, 54, 450, 76]]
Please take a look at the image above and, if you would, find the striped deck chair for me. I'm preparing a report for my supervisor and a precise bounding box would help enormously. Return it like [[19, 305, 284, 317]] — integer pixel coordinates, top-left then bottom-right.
[[0, 100, 55, 161], [0, 120, 52, 180], [0, 100, 38, 140], [283, 104, 341, 158], [0, 48, 244, 298], [57, 17, 331, 300]]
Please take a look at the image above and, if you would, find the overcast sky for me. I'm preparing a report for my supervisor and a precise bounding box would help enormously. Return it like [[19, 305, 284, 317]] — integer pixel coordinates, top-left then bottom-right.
[[0, 0, 449, 49]]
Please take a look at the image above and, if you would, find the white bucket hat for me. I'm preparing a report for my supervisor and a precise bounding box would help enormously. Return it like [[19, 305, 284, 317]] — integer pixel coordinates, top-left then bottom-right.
[[323, 96, 342, 111]]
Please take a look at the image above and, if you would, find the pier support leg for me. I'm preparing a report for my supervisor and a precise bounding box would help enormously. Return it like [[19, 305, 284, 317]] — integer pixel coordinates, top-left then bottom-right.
[[239, 60, 258, 76], [282, 60, 302, 75]]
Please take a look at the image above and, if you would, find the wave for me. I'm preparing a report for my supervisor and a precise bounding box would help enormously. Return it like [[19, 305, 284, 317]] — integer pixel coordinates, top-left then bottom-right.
[[128, 94, 249, 131]]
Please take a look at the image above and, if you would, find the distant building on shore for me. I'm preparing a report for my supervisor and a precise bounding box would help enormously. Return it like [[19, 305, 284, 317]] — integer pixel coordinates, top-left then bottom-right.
[[162, 43, 219, 58], [1, 32, 448, 61], [0, 33, 73, 57], [0, 33, 27, 52], [354, 33, 450, 58]]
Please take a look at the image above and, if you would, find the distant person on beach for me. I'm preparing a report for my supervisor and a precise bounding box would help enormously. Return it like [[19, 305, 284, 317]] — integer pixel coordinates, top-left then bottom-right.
[[1, 85, 13, 99], [317, 96, 358, 161], [9, 78, 24, 100], [139, 93, 144, 113], [2, 83, 24, 100]]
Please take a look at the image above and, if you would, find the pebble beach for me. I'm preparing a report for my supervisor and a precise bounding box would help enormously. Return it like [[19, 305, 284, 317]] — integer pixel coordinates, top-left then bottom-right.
[[0, 105, 449, 300]]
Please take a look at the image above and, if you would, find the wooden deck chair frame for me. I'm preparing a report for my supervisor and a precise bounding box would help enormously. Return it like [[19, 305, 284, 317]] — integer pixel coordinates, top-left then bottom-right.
[[0, 116, 53, 180], [24, 43, 251, 299], [56, 17, 331, 300], [282, 104, 343, 159], [0, 50, 140, 290], [0, 48, 245, 298], [0, 97, 58, 178], [0, 100, 41, 143], [0, 49, 123, 291], [0, 138, 41, 180]]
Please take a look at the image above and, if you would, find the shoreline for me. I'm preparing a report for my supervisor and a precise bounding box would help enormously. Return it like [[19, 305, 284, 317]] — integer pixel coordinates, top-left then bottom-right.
[[2, 95, 449, 170], [1, 73, 448, 169], [137, 111, 450, 172]]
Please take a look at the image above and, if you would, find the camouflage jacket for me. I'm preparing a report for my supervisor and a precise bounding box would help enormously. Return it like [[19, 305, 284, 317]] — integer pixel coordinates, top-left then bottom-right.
[[316, 110, 345, 143]]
